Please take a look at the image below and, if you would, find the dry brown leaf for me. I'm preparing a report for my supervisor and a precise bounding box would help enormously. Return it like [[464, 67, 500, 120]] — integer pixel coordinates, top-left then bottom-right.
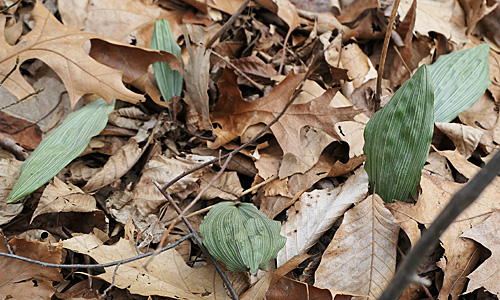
[[487, 46, 500, 102], [183, 25, 212, 131], [0, 237, 63, 299], [459, 93, 499, 154], [0, 158, 23, 225], [0, 63, 71, 135], [398, 0, 468, 44], [63, 234, 232, 299], [314, 194, 399, 298], [461, 211, 500, 296], [458, 0, 499, 35], [0, 1, 182, 108], [0, 110, 42, 151], [82, 138, 144, 192], [435, 123, 483, 158], [58, 0, 184, 47], [211, 69, 359, 177], [389, 173, 500, 300], [31, 177, 99, 222], [277, 167, 369, 267], [423, 152, 454, 182], [198, 171, 243, 200], [340, 43, 377, 99]]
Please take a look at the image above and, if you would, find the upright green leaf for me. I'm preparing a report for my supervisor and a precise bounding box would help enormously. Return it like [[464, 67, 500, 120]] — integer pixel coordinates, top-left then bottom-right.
[[150, 20, 183, 103], [200, 202, 286, 274], [363, 65, 434, 203], [7, 99, 115, 203], [430, 43, 490, 122]]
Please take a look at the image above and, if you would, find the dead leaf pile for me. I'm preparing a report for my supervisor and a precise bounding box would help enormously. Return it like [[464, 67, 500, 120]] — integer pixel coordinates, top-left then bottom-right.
[[0, 0, 499, 299]]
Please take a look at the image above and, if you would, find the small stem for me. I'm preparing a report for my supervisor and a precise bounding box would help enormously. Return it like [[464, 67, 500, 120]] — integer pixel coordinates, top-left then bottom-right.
[[374, 0, 401, 113]]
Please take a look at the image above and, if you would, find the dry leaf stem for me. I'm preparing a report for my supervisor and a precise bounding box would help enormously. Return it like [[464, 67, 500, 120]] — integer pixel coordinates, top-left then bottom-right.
[[374, 0, 401, 112], [378, 149, 500, 300], [0, 232, 193, 269]]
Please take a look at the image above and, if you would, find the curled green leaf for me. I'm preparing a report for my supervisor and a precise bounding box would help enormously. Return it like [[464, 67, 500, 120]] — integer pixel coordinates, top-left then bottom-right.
[[150, 19, 183, 103], [200, 202, 286, 274], [7, 99, 115, 203]]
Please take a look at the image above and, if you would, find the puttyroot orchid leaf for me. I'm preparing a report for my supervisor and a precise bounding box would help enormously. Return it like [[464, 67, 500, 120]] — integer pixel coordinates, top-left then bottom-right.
[[200, 202, 286, 274], [363, 65, 434, 203], [430, 43, 490, 123], [150, 20, 183, 103], [7, 99, 115, 203]]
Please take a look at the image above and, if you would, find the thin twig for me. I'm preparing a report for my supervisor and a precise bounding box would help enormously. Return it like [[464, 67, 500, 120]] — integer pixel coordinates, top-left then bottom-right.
[[0, 233, 193, 269], [240, 174, 277, 196], [0, 57, 19, 86], [0, 0, 21, 14], [378, 149, 500, 300], [205, 0, 251, 49], [0, 87, 44, 111], [374, 0, 401, 112], [152, 180, 240, 300]]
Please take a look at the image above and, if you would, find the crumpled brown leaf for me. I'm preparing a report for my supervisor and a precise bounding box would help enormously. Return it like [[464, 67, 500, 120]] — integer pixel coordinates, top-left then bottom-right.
[[0, 0, 182, 108], [211, 69, 360, 177], [0, 237, 63, 299]]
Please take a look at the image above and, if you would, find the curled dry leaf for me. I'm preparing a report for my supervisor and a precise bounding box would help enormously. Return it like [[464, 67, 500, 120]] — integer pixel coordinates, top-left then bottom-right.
[[0, 158, 23, 225], [198, 171, 243, 200], [31, 177, 99, 222], [0, 0, 182, 108], [277, 167, 369, 266], [461, 211, 500, 296], [183, 26, 212, 131], [0, 237, 63, 299], [314, 194, 399, 299], [63, 234, 233, 299], [435, 123, 483, 158]]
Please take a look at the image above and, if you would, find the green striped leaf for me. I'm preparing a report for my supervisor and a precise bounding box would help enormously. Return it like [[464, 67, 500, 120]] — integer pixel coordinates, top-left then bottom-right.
[[363, 65, 434, 203], [150, 20, 183, 103], [200, 202, 286, 274], [7, 99, 115, 203], [430, 43, 490, 123]]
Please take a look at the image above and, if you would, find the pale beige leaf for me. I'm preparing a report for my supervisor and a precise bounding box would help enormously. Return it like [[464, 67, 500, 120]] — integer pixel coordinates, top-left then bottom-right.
[[63, 235, 232, 299], [423, 152, 454, 182], [398, 0, 468, 45], [277, 167, 369, 267], [461, 211, 500, 296], [314, 194, 399, 299], [198, 171, 243, 200], [32, 177, 98, 222], [82, 138, 144, 192], [435, 123, 483, 158], [0, 158, 23, 225], [184, 26, 212, 131]]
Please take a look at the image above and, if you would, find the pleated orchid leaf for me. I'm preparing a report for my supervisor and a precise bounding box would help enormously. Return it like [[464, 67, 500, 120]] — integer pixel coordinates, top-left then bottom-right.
[[150, 20, 183, 103], [200, 202, 286, 274], [430, 43, 490, 123], [7, 99, 115, 203], [363, 65, 434, 203]]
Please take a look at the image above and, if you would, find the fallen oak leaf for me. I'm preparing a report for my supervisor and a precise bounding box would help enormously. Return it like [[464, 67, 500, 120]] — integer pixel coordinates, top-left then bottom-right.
[[211, 69, 360, 177], [0, 0, 182, 108]]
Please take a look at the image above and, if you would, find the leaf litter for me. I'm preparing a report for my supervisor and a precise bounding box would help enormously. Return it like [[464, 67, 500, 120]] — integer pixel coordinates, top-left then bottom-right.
[[0, 0, 499, 299]]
